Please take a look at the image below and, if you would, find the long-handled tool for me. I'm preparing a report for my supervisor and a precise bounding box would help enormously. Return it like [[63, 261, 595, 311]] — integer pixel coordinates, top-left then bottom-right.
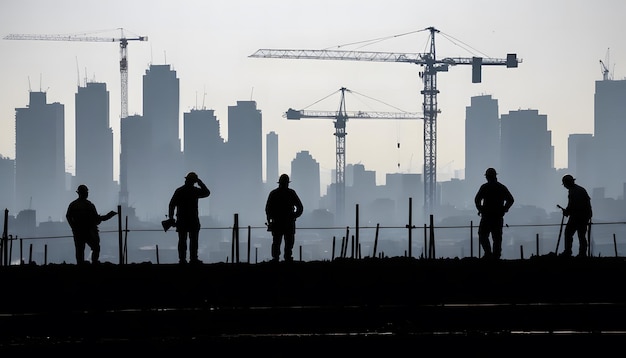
[[587, 218, 592, 257], [555, 205, 565, 254]]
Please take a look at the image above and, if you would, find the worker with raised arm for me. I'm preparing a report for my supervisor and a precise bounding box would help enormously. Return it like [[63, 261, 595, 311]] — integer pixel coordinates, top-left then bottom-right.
[[168, 172, 210, 264]]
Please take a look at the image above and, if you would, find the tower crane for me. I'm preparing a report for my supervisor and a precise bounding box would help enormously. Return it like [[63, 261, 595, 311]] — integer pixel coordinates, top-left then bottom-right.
[[285, 87, 423, 223], [4, 28, 148, 205], [4, 28, 148, 119], [600, 48, 613, 81], [250, 26, 520, 216]]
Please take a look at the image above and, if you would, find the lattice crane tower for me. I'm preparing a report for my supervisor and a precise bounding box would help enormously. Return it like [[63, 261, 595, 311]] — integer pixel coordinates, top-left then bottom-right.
[[250, 27, 520, 216], [286, 87, 423, 223]]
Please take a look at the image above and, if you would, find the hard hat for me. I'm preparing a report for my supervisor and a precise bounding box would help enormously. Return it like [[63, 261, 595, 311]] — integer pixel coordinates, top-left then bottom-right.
[[278, 174, 290, 184], [185, 172, 198, 181], [76, 184, 89, 194], [485, 168, 497, 177], [562, 174, 575, 184]]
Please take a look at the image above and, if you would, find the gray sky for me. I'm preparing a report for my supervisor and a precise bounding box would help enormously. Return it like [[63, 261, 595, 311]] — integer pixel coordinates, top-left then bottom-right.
[[1, 0, 624, 189]]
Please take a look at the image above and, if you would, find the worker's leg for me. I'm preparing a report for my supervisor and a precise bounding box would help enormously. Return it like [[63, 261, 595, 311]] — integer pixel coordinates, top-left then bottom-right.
[[284, 233, 295, 261], [177, 231, 188, 263], [478, 219, 492, 258], [576, 221, 588, 257], [491, 218, 504, 259], [87, 233, 101, 263], [189, 229, 200, 263], [271, 232, 283, 261], [562, 222, 575, 257], [74, 237, 86, 264]]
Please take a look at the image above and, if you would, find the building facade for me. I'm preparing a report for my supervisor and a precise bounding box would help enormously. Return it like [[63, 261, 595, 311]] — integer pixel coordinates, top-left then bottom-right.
[[183, 108, 225, 218], [465, 94, 500, 204], [15, 91, 66, 222], [290, 150, 320, 213], [593, 79, 626, 198], [499, 109, 556, 211], [75, 82, 116, 208]]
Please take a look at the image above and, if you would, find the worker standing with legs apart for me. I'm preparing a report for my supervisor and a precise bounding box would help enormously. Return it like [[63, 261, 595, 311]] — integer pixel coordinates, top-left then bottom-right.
[[265, 174, 304, 262], [559, 174, 592, 258], [474, 168, 515, 259], [168, 172, 210, 264], [66, 185, 117, 264]]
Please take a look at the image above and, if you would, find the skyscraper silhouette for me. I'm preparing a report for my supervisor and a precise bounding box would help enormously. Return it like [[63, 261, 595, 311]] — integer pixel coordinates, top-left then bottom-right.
[[291, 150, 320, 212], [266, 131, 279, 186], [224, 101, 263, 223], [500, 109, 556, 210], [15, 91, 66, 222], [142, 64, 183, 220], [183, 108, 224, 218], [568, 134, 594, 186], [0, 156, 16, 211], [120, 114, 151, 220], [593, 78, 626, 198], [465, 95, 500, 197], [75, 82, 116, 209]]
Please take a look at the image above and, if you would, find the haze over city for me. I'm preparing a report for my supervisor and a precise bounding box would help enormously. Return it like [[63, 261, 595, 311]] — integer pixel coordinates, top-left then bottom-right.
[[3, 4, 626, 353], [1, 0, 624, 188], [2, 0, 626, 260]]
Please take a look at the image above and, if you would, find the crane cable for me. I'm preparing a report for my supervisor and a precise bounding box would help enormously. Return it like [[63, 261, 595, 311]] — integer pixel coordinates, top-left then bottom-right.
[[325, 28, 428, 51]]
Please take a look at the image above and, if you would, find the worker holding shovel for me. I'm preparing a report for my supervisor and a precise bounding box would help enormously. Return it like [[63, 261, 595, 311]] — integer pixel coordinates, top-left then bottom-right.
[[558, 174, 592, 258]]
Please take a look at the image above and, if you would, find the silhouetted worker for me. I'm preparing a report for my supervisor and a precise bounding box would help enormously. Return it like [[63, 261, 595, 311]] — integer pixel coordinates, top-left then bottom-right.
[[168, 172, 210, 264], [560, 174, 592, 257], [265, 174, 304, 262], [474, 168, 514, 259], [66, 184, 117, 264]]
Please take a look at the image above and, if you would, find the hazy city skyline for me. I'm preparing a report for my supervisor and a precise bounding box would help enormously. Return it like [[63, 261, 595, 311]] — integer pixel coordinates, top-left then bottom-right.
[[1, 0, 625, 190]]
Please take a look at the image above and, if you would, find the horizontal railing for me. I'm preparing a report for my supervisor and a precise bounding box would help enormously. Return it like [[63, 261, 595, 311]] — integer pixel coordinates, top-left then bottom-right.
[[2, 207, 626, 266]]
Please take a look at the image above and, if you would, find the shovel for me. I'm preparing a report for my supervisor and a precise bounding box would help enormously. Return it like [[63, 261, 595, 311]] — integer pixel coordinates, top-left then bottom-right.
[[555, 205, 565, 254]]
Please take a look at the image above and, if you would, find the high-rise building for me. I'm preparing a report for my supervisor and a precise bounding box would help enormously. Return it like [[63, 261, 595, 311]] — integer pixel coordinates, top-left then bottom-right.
[[224, 101, 263, 223], [345, 163, 377, 223], [266, 131, 278, 185], [120, 114, 152, 221], [568, 133, 594, 186], [144, 64, 180, 153], [183, 108, 224, 217], [15, 91, 66, 222], [500, 109, 556, 210], [0, 155, 15, 212], [384, 173, 423, 225], [465, 95, 500, 199], [74, 82, 115, 208], [593, 79, 626, 198], [291, 150, 320, 212], [136, 64, 183, 221]]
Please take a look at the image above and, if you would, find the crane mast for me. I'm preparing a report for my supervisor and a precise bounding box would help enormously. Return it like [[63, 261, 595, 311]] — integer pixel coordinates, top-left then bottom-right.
[[285, 87, 423, 224], [423, 28, 439, 215], [251, 26, 519, 216]]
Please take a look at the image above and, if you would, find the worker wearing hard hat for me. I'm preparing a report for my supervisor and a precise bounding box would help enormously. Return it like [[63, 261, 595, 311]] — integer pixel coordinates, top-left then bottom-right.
[[66, 184, 117, 264], [168, 172, 211, 264], [265, 174, 304, 262], [474, 168, 515, 259], [559, 174, 592, 257]]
